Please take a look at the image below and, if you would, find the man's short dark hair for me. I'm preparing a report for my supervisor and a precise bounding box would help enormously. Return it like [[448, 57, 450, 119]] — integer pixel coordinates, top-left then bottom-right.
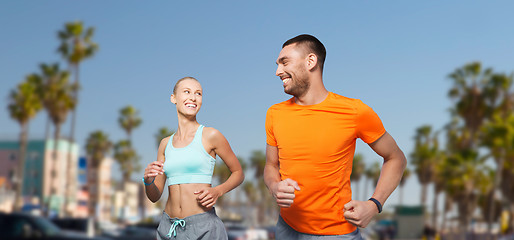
[[283, 34, 326, 70]]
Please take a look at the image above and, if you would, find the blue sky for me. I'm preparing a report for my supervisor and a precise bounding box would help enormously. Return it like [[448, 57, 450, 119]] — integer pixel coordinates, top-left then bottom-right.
[[1, 1, 514, 210]]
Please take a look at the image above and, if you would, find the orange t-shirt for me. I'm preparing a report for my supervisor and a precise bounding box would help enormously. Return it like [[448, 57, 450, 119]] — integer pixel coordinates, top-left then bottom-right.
[[265, 92, 385, 235]]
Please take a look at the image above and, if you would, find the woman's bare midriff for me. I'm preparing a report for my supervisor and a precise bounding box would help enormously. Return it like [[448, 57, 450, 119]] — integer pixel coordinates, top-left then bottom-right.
[[164, 183, 212, 218]]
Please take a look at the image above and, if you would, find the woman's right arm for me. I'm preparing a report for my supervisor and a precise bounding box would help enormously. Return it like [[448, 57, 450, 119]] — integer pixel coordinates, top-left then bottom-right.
[[144, 137, 169, 202]]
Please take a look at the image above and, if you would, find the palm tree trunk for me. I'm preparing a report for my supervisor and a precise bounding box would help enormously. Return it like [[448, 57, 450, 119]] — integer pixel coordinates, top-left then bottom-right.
[[122, 174, 130, 222], [87, 163, 97, 218], [42, 116, 50, 215], [421, 183, 427, 209], [459, 194, 477, 240], [441, 195, 449, 234], [64, 64, 79, 217], [14, 122, 29, 211], [509, 203, 514, 235], [94, 165, 100, 222], [48, 124, 61, 216], [422, 183, 428, 225], [45, 116, 51, 140], [432, 191, 439, 235], [488, 154, 504, 239]]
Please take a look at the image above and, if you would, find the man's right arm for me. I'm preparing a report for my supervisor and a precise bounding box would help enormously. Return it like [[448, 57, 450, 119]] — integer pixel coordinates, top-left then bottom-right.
[[264, 144, 300, 208], [264, 144, 281, 192]]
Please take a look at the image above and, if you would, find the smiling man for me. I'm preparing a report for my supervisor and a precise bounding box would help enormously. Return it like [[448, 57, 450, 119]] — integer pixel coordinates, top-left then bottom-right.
[[264, 34, 407, 239]]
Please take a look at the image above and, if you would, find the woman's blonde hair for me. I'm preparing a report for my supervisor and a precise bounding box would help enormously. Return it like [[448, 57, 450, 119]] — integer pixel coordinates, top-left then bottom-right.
[[173, 77, 200, 94]]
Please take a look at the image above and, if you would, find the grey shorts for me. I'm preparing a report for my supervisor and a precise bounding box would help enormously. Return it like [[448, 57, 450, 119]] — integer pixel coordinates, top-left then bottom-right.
[[156, 208, 227, 240], [276, 215, 363, 240]]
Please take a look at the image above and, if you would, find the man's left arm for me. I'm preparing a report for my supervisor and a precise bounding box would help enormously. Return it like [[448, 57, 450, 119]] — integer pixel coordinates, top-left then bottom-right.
[[343, 131, 406, 227]]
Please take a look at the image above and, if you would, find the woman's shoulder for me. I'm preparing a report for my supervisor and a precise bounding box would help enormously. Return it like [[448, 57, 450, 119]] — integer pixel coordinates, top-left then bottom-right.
[[202, 126, 222, 140], [201, 127, 228, 150], [158, 136, 172, 150]]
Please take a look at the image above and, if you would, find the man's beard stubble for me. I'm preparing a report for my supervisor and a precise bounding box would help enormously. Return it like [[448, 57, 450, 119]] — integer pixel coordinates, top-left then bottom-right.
[[284, 73, 310, 98]]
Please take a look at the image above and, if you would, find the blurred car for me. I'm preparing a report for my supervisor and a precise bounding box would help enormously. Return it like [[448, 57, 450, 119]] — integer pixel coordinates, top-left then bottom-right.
[[227, 225, 268, 240], [264, 225, 276, 239], [0, 212, 109, 240], [101, 225, 156, 240], [372, 219, 397, 240], [51, 217, 95, 237]]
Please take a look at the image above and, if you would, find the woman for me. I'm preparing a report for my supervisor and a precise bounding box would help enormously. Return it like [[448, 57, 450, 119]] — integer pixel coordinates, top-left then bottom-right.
[[143, 77, 244, 239]]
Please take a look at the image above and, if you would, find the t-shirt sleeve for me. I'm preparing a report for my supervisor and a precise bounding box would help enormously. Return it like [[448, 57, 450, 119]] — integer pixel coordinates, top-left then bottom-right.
[[265, 107, 277, 146], [355, 100, 386, 144]]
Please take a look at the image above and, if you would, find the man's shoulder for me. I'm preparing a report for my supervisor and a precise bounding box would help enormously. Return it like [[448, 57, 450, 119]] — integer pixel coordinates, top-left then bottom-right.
[[328, 92, 365, 106], [268, 97, 294, 111], [330, 92, 357, 101]]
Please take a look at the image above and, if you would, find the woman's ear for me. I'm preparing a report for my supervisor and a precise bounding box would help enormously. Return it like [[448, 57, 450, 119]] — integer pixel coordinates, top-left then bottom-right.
[[170, 94, 177, 104]]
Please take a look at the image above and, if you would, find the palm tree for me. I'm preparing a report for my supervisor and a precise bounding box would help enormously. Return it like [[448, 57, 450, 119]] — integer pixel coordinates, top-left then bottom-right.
[[363, 162, 378, 199], [57, 22, 98, 216], [448, 62, 494, 149], [7, 77, 43, 210], [114, 139, 140, 217], [212, 156, 247, 216], [117, 105, 142, 218], [213, 159, 232, 208], [114, 139, 140, 187], [481, 112, 514, 234], [370, 162, 381, 187], [443, 146, 491, 237], [118, 105, 142, 144], [362, 161, 382, 217], [243, 181, 258, 205], [500, 167, 514, 233], [57, 21, 98, 142], [85, 131, 112, 219], [398, 167, 411, 206], [411, 125, 438, 210], [242, 181, 258, 225], [113, 139, 140, 221], [57, 21, 98, 80], [440, 162, 455, 234], [154, 127, 175, 148], [350, 153, 365, 200], [249, 150, 266, 178], [36, 63, 77, 215], [479, 73, 514, 237], [249, 150, 273, 224], [446, 63, 507, 237], [431, 150, 446, 234]]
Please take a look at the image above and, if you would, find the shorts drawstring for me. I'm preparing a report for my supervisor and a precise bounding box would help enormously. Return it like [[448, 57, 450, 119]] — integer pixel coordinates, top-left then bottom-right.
[[167, 219, 186, 238]]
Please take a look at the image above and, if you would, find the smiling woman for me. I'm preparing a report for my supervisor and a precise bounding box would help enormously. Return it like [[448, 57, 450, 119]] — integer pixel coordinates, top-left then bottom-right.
[[142, 76, 244, 240]]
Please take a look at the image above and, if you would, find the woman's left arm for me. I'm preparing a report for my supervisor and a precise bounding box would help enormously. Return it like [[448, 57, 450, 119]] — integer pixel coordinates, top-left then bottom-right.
[[195, 128, 245, 208]]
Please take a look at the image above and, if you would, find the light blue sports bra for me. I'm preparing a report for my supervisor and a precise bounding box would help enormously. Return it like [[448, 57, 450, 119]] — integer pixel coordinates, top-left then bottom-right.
[[163, 125, 216, 186]]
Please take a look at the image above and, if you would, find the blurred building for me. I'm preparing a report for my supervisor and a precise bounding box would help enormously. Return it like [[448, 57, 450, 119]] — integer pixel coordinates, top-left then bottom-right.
[[139, 183, 161, 220], [394, 205, 424, 239], [86, 156, 114, 221], [0, 139, 79, 216], [112, 181, 140, 223], [74, 157, 89, 217], [78, 157, 88, 186], [0, 177, 14, 212], [75, 186, 89, 217]]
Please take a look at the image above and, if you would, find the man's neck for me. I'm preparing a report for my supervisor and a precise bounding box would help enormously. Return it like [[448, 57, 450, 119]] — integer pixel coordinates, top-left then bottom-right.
[[295, 85, 329, 106]]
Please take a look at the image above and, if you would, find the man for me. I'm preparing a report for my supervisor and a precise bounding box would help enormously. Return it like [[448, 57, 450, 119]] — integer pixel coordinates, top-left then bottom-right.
[[264, 34, 407, 239]]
